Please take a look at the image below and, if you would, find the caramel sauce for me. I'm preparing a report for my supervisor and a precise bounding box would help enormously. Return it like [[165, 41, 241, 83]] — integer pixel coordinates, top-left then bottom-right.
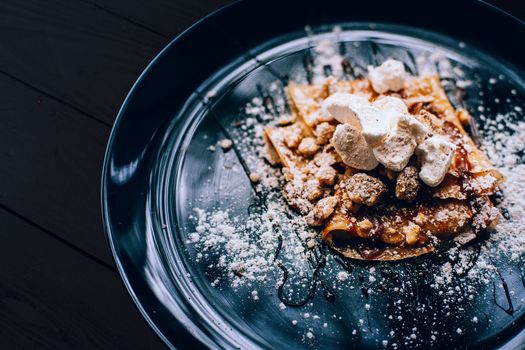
[[327, 199, 473, 258], [443, 121, 473, 196]]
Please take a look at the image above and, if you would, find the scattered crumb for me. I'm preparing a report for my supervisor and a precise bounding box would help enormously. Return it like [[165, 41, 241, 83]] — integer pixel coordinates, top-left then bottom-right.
[[185, 35, 525, 348], [220, 139, 233, 151]]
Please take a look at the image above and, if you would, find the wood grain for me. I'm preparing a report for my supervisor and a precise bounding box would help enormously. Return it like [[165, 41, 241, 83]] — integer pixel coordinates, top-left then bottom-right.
[[0, 73, 113, 265], [0, 0, 521, 348], [0, 0, 168, 125], [83, 0, 233, 39], [0, 207, 163, 349], [0, 0, 235, 267], [0, 1, 236, 347]]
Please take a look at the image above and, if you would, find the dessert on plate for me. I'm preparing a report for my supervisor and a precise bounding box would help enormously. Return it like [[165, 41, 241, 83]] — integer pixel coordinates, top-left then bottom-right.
[[263, 59, 505, 260]]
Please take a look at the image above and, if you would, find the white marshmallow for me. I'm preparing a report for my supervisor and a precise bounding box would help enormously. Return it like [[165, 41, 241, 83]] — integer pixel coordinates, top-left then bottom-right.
[[352, 105, 389, 146], [374, 96, 430, 143], [372, 96, 409, 116], [416, 136, 456, 187], [332, 124, 378, 171], [373, 125, 416, 172], [404, 115, 430, 143], [368, 59, 406, 94], [322, 93, 369, 127], [372, 114, 429, 172]]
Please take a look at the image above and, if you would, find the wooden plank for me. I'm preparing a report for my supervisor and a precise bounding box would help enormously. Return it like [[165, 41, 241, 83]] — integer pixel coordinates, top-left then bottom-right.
[[0, 73, 113, 264], [83, 0, 233, 39], [0, 0, 168, 125], [0, 207, 164, 349]]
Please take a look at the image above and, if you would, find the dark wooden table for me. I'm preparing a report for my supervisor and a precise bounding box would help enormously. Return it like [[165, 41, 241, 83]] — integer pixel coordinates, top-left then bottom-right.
[[1, 1, 523, 349]]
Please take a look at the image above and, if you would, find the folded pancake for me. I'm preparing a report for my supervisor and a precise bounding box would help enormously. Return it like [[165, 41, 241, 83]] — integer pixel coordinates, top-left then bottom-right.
[[321, 200, 472, 261], [263, 74, 503, 261]]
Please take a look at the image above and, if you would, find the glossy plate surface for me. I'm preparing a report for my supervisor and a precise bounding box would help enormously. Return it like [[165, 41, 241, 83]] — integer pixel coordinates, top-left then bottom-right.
[[102, 1, 525, 348]]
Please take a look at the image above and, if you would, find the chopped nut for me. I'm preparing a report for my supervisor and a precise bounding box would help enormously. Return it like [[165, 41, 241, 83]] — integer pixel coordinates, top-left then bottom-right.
[[346, 173, 387, 206], [306, 196, 338, 226], [395, 166, 420, 202], [304, 179, 323, 201], [298, 137, 320, 157], [313, 151, 337, 167], [231, 263, 245, 277], [333, 123, 378, 170], [413, 212, 427, 226], [220, 139, 233, 151], [315, 122, 335, 145], [249, 173, 260, 183], [315, 166, 337, 186], [283, 181, 314, 215], [311, 108, 334, 124], [356, 219, 374, 238], [403, 222, 422, 245], [432, 176, 466, 200], [382, 227, 405, 245], [358, 218, 374, 230], [284, 125, 304, 149]]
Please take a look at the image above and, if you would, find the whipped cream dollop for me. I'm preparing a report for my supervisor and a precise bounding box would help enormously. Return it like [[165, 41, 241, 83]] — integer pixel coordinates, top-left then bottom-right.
[[327, 87, 455, 186], [368, 59, 407, 94]]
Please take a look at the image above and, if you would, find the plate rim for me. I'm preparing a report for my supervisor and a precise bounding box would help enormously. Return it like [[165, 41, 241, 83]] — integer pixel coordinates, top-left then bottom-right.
[[101, 1, 525, 349]]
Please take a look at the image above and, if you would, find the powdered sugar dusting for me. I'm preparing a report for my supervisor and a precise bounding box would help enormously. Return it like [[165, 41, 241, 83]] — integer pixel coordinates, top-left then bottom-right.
[[181, 30, 525, 348]]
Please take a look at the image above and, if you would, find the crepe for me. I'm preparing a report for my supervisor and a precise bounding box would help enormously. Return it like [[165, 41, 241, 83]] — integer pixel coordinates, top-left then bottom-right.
[[264, 74, 503, 260]]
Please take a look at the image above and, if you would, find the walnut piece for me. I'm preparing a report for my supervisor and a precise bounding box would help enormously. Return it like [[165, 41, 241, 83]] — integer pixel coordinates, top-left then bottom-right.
[[284, 125, 303, 149], [413, 212, 427, 226], [306, 196, 338, 226], [395, 166, 420, 202], [403, 222, 422, 245], [315, 166, 337, 186], [304, 179, 323, 201], [356, 218, 374, 238], [345, 173, 387, 206], [298, 137, 319, 157], [315, 122, 335, 145], [313, 151, 337, 167]]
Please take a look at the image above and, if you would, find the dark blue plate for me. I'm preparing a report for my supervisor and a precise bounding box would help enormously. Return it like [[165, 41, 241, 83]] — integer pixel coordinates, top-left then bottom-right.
[[102, 0, 525, 348]]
